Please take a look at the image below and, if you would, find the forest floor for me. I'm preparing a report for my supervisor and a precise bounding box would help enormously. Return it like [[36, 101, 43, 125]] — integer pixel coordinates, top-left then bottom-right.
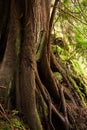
[[0, 104, 27, 130], [0, 100, 87, 130], [67, 103, 87, 130]]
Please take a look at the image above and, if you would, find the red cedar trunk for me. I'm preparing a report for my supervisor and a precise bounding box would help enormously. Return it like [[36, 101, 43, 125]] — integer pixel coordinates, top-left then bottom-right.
[[19, 1, 43, 130]]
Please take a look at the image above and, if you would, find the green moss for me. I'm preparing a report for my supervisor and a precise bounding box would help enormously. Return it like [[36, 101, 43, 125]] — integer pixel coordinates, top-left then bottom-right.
[[54, 72, 63, 82], [69, 76, 87, 106]]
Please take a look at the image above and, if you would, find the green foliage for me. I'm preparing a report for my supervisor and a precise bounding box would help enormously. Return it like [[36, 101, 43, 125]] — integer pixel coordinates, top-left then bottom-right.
[[54, 72, 62, 82], [71, 59, 83, 75], [52, 45, 70, 61], [0, 122, 10, 130], [52, 39, 87, 106], [52, 0, 87, 99], [75, 36, 87, 49], [64, 0, 69, 5], [74, 23, 87, 50], [81, 0, 87, 6], [0, 111, 26, 130], [11, 118, 26, 129], [0, 119, 26, 130], [3, 126, 10, 130]]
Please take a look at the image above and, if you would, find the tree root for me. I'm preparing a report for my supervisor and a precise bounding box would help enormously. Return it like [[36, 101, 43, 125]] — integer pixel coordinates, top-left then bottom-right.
[[50, 51, 73, 89], [37, 58, 60, 103], [63, 86, 77, 106], [35, 70, 71, 130], [50, 51, 82, 106], [59, 86, 70, 130]]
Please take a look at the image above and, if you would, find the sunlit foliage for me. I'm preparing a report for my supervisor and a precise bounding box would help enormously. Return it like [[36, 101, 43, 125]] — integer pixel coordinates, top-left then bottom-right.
[[51, 0, 87, 103]]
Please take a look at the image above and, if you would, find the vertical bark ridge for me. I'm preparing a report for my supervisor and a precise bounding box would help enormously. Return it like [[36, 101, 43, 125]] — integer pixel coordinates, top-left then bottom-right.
[[20, 1, 43, 129]]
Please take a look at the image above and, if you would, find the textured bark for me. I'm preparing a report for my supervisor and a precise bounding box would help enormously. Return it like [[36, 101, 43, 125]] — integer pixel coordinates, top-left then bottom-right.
[[19, 1, 43, 130], [0, 0, 18, 104], [0, 0, 87, 130]]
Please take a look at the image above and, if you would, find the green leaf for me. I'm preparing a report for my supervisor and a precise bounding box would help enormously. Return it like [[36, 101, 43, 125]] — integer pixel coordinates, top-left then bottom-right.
[[79, 41, 87, 48], [11, 119, 22, 128], [64, 0, 69, 5], [71, 59, 83, 75], [11, 119, 26, 130]]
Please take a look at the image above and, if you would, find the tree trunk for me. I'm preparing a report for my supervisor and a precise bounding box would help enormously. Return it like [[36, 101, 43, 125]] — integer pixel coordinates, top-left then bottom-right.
[[19, 1, 42, 129], [0, 0, 87, 130]]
